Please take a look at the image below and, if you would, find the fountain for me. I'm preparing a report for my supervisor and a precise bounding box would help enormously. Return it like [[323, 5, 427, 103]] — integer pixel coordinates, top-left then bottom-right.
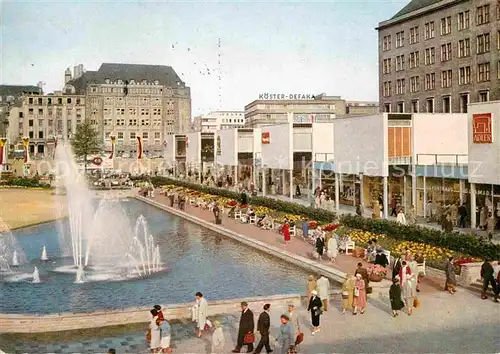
[[12, 250, 20, 267], [53, 142, 163, 282], [32, 267, 40, 283], [41, 246, 48, 261]]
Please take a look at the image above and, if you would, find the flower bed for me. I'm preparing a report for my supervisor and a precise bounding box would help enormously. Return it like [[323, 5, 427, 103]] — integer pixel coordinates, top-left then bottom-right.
[[152, 178, 500, 261]]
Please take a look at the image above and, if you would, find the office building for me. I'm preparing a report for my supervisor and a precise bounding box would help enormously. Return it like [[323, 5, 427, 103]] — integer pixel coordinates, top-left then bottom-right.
[[0, 85, 42, 138], [377, 0, 500, 113], [191, 111, 245, 132]]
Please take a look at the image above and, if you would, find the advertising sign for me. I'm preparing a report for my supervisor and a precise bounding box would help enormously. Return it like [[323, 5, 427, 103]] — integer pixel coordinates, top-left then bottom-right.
[[472, 113, 492, 143], [261, 132, 270, 144]]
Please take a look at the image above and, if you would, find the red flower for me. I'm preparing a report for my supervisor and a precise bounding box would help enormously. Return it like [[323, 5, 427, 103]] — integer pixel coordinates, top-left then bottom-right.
[[227, 200, 238, 207], [240, 204, 248, 209], [323, 223, 340, 231], [308, 221, 318, 228], [455, 257, 478, 267]]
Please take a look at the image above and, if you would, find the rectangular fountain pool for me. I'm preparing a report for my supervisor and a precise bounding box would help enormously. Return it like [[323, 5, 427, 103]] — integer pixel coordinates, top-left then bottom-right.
[[1, 199, 312, 314]]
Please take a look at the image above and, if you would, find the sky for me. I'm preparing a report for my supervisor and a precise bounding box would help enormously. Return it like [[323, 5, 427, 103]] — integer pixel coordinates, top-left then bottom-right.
[[0, 0, 406, 116]]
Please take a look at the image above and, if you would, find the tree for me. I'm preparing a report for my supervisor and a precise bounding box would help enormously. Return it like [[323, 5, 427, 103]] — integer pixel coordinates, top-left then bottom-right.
[[70, 121, 101, 173]]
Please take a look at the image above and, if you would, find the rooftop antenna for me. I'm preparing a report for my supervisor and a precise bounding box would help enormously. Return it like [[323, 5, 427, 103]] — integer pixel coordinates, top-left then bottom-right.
[[217, 37, 222, 110]]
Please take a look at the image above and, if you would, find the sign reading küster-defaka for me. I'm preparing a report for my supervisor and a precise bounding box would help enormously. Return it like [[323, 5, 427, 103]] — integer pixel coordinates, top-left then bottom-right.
[[472, 113, 493, 143], [258, 93, 315, 100], [261, 132, 270, 144]]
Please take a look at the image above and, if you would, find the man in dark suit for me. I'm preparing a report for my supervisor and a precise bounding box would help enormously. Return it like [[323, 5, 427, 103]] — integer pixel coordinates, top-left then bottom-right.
[[232, 301, 255, 353], [254, 304, 273, 353]]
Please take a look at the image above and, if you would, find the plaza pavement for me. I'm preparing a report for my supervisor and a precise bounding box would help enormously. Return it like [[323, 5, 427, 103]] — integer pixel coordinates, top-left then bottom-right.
[[4, 295, 498, 353]]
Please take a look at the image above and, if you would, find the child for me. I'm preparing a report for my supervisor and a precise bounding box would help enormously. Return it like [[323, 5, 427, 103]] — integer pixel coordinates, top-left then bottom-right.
[[159, 318, 172, 353], [154, 305, 165, 321], [389, 277, 405, 317]]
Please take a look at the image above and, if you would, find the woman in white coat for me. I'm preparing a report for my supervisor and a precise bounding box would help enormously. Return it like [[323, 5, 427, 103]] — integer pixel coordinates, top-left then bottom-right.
[[196, 292, 209, 337], [326, 236, 338, 262], [211, 320, 225, 353], [150, 309, 162, 353]]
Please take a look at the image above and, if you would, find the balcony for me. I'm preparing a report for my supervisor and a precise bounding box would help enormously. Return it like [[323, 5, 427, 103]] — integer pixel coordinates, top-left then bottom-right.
[[389, 156, 412, 165], [416, 154, 468, 166]]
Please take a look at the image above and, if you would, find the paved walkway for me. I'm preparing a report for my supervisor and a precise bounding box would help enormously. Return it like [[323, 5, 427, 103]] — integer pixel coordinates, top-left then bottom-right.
[[4, 295, 499, 353], [152, 193, 444, 296]]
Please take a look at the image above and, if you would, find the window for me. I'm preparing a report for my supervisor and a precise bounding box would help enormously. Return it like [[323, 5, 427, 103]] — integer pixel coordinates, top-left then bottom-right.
[[477, 33, 490, 54], [38, 108, 43, 115], [411, 100, 419, 113], [498, 60, 500, 79], [117, 132, 124, 139], [426, 98, 435, 113], [479, 91, 489, 102], [28, 108, 34, 115], [28, 119, 33, 127], [383, 81, 392, 97], [477, 62, 490, 82], [458, 10, 470, 30], [19, 112, 23, 118], [441, 70, 452, 88], [498, 30, 500, 50], [129, 108, 137, 115], [460, 94, 469, 113], [38, 98, 42, 105], [28, 97, 33, 104], [425, 47, 435, 65], [424, 21, 435, 39], [409, 26, 419, 44], [442, 96, 451, 113], [76, 98, 81, 105], [384, 103, 391, 113], [425, 73, 436, 91], [382, 35, 391, 51], [116, 119, 125, 126], [396, 55, 405, 71], [410, 76, 420, 93], [440, 16, 451, 35], [383, 58, 392, 74], [458, 39, 471, 58], [130, 132, 136, 139], [459, 66, 471, 85], [396, 102, 404, 113], [129, 119, 137, 126], [153, 108, 161, 115], [476, 4, 490, 25], [67, 98, 72, 104], [409, 51, 420, 68], [154, 132, 161, 139], [396, 79, 406, 94], [58, 98, 62, 104], [116, 108, 125, 115], [141, 108, 149, 115], [47, 98, 52, 105], [441, 43, 452, 61], [141, 119, 150, 126], [142, 132, 149, 139], [38, 131, 44, 139], [396, 31, 404, 47], [29, 131, 34, 139]]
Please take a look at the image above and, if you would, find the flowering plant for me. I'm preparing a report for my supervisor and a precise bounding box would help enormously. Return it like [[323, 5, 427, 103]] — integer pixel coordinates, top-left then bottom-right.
[[308, 221, 318, 228], [226, 200, 238, 207], [367, 264, 387, 278], [239, 203, 249, 209], [454, 257, 481, 267], [323, 223, 341, 232]]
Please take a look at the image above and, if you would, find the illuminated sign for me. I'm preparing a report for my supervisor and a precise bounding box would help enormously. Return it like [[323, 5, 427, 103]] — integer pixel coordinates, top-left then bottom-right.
[[472, 113, 492, 144]]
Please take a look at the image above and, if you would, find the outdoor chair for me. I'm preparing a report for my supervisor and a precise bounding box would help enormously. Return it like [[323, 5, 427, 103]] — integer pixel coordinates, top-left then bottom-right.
[[249, 215, 256, 224], [346, 241, 356, 255], [234, 210, 242, 220], [417, 259, 426, 276], [290, 225, 296, 237]]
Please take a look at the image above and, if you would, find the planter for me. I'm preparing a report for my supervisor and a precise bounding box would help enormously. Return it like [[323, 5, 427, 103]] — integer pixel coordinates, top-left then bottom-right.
[[368, 274, 383, 282], [353, 247, 364, 258]]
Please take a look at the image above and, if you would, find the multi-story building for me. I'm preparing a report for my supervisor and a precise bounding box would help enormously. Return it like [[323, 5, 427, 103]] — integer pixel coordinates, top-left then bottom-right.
[[64, 63, 191, 156], [0, 85, 42, 138], [191, 111, 245, 132], [7, 92, 85, 157], [377, 0, 500, 113], [244, 94, 378, 127]]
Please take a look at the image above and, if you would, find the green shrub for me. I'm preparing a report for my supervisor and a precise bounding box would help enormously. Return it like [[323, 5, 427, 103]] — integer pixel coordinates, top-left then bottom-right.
[[155, 177, 500, 260], [1, 177, 50, 188]]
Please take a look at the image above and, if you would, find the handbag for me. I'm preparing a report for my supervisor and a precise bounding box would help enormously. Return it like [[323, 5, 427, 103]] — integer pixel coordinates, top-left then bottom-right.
[[354, 287, 360, 297], [145, 328, 151, 343], [314, 307, 322, 317], [295, 332, 304, 345], [243, 332, 255, 344], [413, 298, 420, 308], [342, 291, 349, 297]]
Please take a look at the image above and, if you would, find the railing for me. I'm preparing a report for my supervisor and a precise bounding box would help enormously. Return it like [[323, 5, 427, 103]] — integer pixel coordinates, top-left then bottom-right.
[[388, 156, 412, 165], [416, 153, 468, 166], [314, 153, 334, 162]]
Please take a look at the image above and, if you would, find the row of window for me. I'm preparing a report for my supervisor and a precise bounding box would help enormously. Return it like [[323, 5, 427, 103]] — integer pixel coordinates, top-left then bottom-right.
[[104, 131, 162, 140], [102, 108, 162, 116], [90, 87, 165, 95], [383, 5, 498, 51], [101, 118, 163, 126], [221, 118, 245, 123], [383, 61, 499, 97], [27, 97, 83, 105], [24, 108, 83, 119], [382, 31, 500, 74], [103, 79, 160, 85], [384, 92, 485, 114]]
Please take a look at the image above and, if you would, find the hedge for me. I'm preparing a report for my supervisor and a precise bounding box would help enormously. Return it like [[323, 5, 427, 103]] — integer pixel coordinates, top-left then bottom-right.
[[151, 176, 500, 260], [0, 177, 51, 189]]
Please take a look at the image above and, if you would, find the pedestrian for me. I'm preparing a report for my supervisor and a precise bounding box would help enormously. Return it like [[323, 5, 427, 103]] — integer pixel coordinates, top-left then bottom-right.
[[149, 309, 162, 353], [307, 290, 323, 335], [353, 273, 367, 315], [154, 305, 165, 321], [287, 303, 302, 347], [211, 320, 225, 353], [356, 203, 363, 216], [316, 275, 330, 312], [389, 277, 405, 317], [444, 256, 457, 294], [159, 318, 172, 353], [396, 208, 406, 225], [306, 275, 317, 304], [486, 213, 496, 240], [326, 235, 338, 261], [195, 292, 209, 337], [276, 315, 293, 354], [341, 275, 356, 314], [282, 220, 291, 245], [399, 261, 415, 315], [232, 301, 255, 353], [480, 259, 496, 300], [213, 204, 221, 225], [354, 262, 369, 299], [392, 254, 403, 280], [301, 218, 309, 240], [254, 304, 272, 354], [458, 203, 467, 228], [315, 232, 325, 260]]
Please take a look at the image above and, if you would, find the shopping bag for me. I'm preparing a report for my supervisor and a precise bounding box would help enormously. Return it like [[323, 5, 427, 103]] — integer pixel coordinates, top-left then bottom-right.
[[295, 332, 304, 345], [354, 287, 360, 297], [413, 298, 420, 308], [243, 332, 255, 344]]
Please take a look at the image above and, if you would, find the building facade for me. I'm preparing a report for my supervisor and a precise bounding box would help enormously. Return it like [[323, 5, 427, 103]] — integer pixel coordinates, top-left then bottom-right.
[[65, 63, 191, 156], [0, 85, 42, 138], [377, 0, 500, 114], [191, 111, 245, 132], [244, 94, 348, 127], [7, 92, 85, 157]]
